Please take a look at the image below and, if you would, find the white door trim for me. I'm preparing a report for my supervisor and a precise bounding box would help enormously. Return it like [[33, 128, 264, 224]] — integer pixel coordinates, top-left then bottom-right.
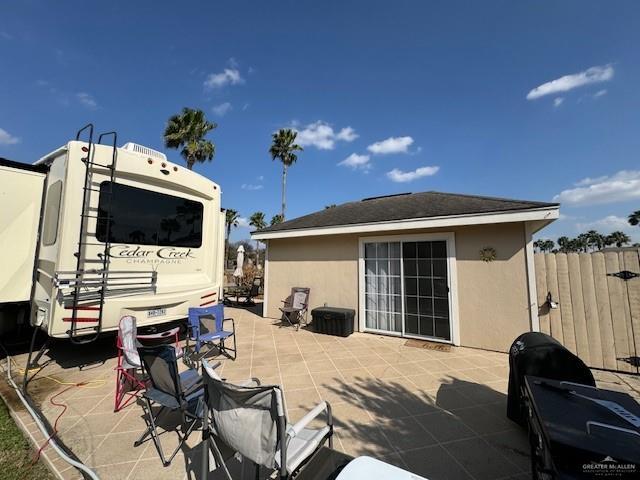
[[263, 240, 270, 318], [358, 232, 460, 346]]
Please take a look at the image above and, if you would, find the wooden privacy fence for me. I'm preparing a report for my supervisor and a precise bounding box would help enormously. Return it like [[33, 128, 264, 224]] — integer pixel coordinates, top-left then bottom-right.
[[534, 249, 640, 374]]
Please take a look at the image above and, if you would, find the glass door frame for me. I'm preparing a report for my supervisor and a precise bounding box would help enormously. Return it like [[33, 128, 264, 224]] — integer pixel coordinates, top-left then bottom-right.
[[358, 232, 460, 345]]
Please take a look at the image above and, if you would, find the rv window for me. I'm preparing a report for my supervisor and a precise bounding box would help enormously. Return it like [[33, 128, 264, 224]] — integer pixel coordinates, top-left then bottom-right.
[[96, 182, 203, 248], [42, 181, 63, 246]]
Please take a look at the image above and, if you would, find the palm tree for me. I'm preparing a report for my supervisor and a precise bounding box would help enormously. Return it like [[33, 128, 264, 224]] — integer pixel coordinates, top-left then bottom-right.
[[270, 214, 284, 226], [574, 233, 589, 253], [249, 212, 267, 267], [269, 129, 303, 220], [557, 236, 570, 253], [544, 239, 555, 252], [164, 107, 217, 170], [629, 210, 640, 227], [586, 230, 606, 251], [224, 209, 239, 269], [606, 231, 631, 248], [534, 239, 555, 253]]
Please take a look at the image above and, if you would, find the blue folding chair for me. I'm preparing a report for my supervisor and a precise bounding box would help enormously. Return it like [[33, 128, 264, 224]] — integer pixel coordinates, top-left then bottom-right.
[[186, 304, 237, 365]]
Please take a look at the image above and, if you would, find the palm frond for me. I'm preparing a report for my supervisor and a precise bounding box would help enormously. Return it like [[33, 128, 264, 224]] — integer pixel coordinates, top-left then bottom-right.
[[163, 107, 217, 168]]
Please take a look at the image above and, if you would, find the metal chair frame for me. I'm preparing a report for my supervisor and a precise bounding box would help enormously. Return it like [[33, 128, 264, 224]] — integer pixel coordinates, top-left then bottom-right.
[[134, 345, 205, 467], [185, 304, 237, 366]]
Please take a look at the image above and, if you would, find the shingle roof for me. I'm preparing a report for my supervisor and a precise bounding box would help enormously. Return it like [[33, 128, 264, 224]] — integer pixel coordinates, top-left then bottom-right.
[[256, 191, 558, 233]]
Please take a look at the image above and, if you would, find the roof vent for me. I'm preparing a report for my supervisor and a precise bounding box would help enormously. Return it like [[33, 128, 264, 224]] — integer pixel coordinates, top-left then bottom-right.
[[361, 192, 412, 202], [121, 142, 167, 161]]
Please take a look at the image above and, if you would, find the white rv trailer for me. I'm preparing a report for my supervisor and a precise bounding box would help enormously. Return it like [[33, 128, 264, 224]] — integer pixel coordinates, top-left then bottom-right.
[[0, 126, 225, 342]]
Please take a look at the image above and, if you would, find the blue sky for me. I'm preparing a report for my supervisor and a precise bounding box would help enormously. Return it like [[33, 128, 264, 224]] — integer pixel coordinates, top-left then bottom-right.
[[1, 1, 639, 243]]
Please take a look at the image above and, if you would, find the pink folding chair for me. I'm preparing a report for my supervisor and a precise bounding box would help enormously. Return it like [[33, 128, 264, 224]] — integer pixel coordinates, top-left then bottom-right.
[[114, 316, 146, 412], [114, 316, 184, 412]]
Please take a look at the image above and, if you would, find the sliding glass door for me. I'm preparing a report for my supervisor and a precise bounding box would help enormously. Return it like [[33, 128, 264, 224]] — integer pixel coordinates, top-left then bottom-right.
[[362, 238, 452, 342], [364, 241, 402, 333], [402, 241, 451, 341]]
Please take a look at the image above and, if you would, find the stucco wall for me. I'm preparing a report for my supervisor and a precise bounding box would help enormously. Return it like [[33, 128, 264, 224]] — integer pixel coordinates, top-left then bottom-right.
[[454, 223, 531, 351], [265, 234, 360, 321], [264, 222, 532, 352]]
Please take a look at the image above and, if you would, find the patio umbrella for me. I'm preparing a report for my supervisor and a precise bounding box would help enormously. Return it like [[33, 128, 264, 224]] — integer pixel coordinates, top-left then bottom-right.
[[232, 245, 245, 282]]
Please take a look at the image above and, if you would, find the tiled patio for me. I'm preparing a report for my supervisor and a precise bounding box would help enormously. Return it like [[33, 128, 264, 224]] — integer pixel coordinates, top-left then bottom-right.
[[4, 305, 640, 480]]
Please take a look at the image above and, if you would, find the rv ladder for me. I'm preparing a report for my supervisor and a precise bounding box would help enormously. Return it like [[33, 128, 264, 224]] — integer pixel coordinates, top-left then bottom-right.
[[66, 126, 118, 344]]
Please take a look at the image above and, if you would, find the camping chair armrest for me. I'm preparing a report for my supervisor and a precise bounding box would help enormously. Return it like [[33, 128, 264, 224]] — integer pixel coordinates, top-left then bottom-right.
[[182, 378, 204, 398], [287, 401, 332, 439], [236, 378, 260, 387], [223, 317, 235, 332]]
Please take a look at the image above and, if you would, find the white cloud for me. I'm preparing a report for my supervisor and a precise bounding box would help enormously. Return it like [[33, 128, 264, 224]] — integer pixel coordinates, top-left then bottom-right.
[[593, 89, 608, 98], [553, 97, 564, 108], [336, 127, 358, 142], [338, 153, 371, 171], [367, 136, 414, 155], [386, 166, 439, 183], [0, 128, 20, 145], [574, 175, 608, 187], [294, 121, 358, 150], [204, 68, 244, 90], [554, 170, 640, 205], [526, 64, 614, 100], [236, 217, 250, 228], [212, 102, 232, 116], [257, 175, 264, 181], [76, 92, 97, 108], [0, 31, 12, 40], [241, 183, 263, 191], [576, 215, 637, 236]]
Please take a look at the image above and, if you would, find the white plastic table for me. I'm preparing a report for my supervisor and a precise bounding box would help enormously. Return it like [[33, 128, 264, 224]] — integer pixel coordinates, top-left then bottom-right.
[[336, 456, 428, 479]]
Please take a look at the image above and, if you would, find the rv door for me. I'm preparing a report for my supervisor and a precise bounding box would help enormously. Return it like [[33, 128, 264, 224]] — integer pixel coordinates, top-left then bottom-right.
[[0, 159, 48, 303]]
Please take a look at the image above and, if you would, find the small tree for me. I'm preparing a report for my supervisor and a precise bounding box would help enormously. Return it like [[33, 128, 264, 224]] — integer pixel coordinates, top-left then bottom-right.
[[270, 214, 284, 226], [606, 231, 631, 248], [249, 212, 267, 267], [557, 236, 571, 253], [534, 239, 555, 253], [585, 230, 606, 251], [224, 209, 239, 269], [629, 210, 640, 227]]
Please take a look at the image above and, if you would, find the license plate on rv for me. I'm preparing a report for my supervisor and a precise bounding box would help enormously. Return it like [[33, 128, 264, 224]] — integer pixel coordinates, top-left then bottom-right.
[[147, 308, 166, 318]]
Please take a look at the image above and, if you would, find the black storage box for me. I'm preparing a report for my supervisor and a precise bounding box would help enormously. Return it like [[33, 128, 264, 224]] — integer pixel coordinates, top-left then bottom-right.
[[507, 332, 595, 426], [311, 307, 355, 337]]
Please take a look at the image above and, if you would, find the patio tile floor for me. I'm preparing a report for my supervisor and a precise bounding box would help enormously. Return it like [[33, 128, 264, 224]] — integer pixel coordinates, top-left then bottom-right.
[[4, 304, 639, 480]]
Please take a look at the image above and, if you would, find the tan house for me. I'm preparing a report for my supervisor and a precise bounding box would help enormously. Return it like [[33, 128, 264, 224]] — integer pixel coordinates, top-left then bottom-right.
[[252, 191, 559, 352]]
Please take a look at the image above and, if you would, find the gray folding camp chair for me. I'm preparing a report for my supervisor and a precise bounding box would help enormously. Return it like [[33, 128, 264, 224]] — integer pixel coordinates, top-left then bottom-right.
[[200, 359, 333, 480], [279, 287, 310, 330], [134, 344, 206, 466]]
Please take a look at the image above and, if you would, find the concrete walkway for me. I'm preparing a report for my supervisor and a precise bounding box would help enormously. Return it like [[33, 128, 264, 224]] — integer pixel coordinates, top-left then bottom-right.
[[3, 305, 639, 480]]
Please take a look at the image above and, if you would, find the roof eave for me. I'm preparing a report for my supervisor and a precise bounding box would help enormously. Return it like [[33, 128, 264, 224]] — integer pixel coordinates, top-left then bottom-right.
[[251, 205, 560, 240]]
